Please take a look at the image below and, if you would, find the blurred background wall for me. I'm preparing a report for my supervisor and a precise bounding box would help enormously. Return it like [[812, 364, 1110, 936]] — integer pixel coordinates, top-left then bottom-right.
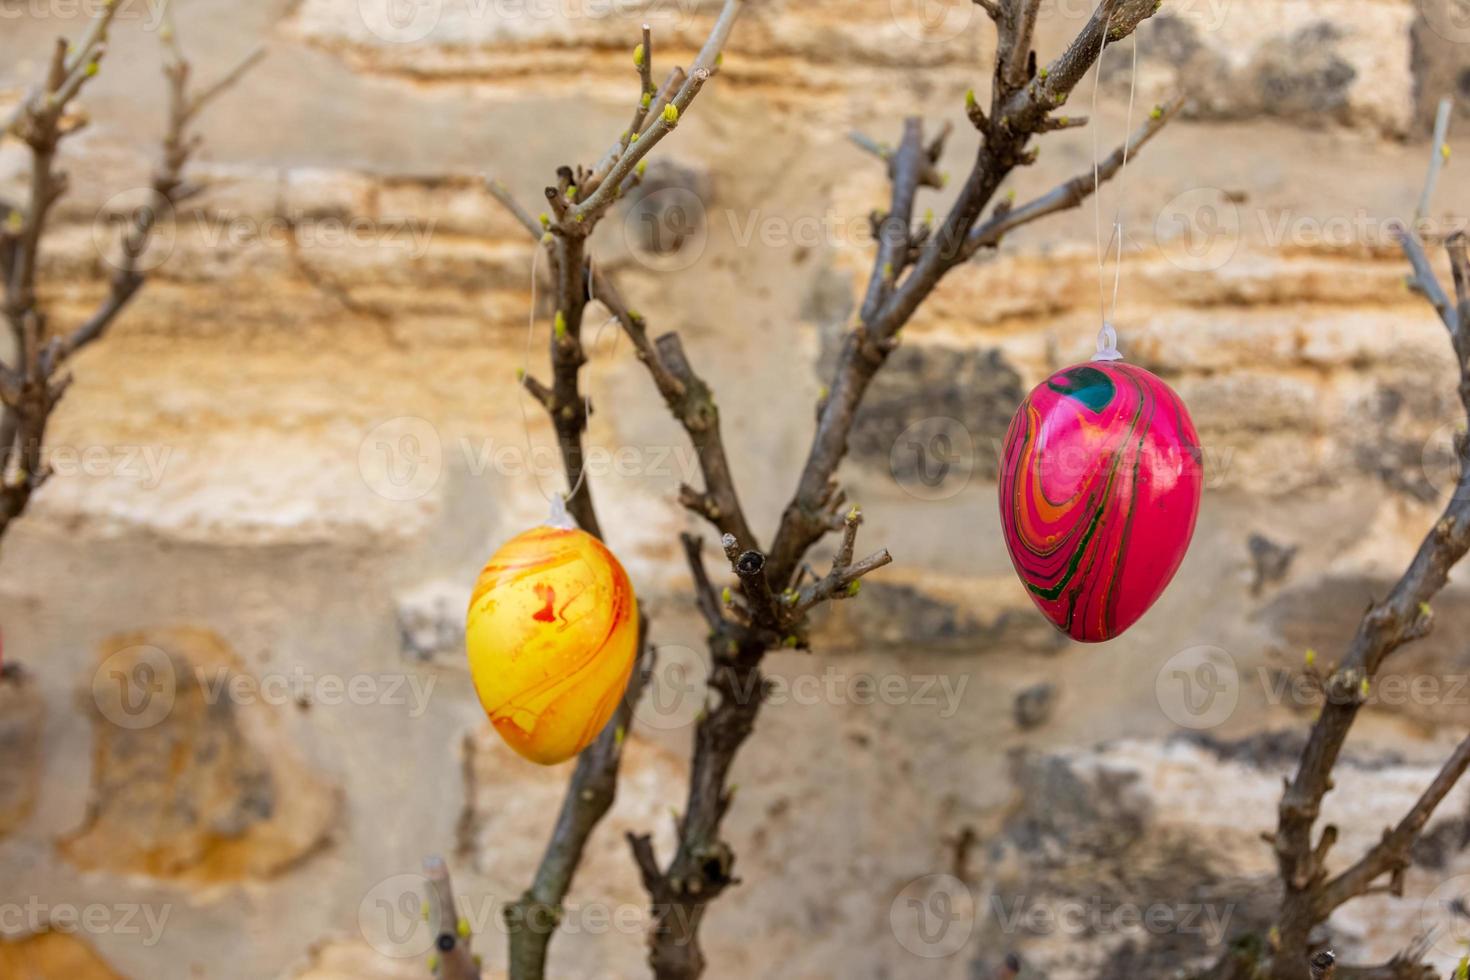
[[2, 0, 1470, 977]]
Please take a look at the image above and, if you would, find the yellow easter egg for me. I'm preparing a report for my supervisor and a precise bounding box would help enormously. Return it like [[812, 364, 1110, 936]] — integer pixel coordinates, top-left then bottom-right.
[[465, 524, 638, 765]]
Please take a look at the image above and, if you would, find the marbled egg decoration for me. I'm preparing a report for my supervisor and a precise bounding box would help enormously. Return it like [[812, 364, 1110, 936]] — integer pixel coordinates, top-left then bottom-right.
[[998, 361, 1202, 642], [465, 524, 638, 764]]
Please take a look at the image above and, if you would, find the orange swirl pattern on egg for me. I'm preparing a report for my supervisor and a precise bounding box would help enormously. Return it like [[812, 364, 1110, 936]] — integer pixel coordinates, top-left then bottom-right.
[[465, 525, 638, 765]]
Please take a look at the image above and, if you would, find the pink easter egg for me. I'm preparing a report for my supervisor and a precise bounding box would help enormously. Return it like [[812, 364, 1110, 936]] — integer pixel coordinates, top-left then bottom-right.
[[998, 361, 1202, 642]]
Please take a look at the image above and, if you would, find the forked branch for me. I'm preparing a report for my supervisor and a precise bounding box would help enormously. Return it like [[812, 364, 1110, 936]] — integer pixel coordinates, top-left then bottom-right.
[[0, 1, 261, 543], [480, 1, 1175, 976], [1202, 101, 1470, 980]]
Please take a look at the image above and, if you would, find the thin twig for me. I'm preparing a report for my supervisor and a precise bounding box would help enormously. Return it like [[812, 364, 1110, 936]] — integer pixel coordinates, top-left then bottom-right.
[[1416, 97, 1453, 226], [681, 534, 725, 630], [1320, 734, 1470, 911], [964, 95, 1184, 257], [503, 619, 654, 979], [765, 0, 1162, 588], [480, 3, 1174, 976], [423, 856, 478, 980], [790, 508, 894, 617], [1225, 93, 1470, 980], [486, 179, 543, 237], [1401, 230, 1456, 330], [0, 3, 257, 543], [570, 0, 741, 223], [475, 6, 747, 978]]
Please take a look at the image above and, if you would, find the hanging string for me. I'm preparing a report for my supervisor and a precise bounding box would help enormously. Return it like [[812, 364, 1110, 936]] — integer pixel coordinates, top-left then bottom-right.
[[1088, 3, 1140, 363], [584, 251, 623, 364], [516, 243, 621, 525], [517, 243, 558, 509]]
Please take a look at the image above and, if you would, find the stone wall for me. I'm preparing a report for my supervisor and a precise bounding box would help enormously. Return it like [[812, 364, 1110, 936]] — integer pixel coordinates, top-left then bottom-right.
[[2, 0, 1470, 977]]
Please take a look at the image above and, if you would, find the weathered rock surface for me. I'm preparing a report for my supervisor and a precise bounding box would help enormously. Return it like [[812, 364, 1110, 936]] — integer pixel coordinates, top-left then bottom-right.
[[1, 2, 1469, 979], [811, 575, 1069, 655], [458, 723, 681, 895], [0, 932, 125, 980], [974, 737, 1470, 978], [0, 667, 44, 838], [1260, 577, 1470, 729], [1114, 4, 1415, 136], [396, 578, 472, 664], [60, 628, 341, 881]]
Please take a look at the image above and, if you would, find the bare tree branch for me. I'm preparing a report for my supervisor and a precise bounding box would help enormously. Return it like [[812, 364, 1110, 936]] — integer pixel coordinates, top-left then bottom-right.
[[480, 2, 1174, 976], [0, 1, 259, 543], [618, 3, 1167, 975], [1200, 102, 1470, 980], [1264, 227, 1470, 973], [475, 7, 748, 978], [855, 118, 936, 330], [423, 856, 479, 980], [1319, 734, 1470, 912], [486, 178, 542, 237], [765, 0, 1167, 588], [681, 533, 725, 630], [503, 617, 654, 979], [963, 95, 1184, 257], [1399, 232, 1454, 330], [1416, 97, 1453, 225], [789, 507, 893, 617], [572, 0, 740, 223]]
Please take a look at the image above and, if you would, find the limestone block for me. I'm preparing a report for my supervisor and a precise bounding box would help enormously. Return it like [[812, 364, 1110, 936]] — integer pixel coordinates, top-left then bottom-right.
[[59, 628, 341, 881], [1113, 2, 1415, 136]]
